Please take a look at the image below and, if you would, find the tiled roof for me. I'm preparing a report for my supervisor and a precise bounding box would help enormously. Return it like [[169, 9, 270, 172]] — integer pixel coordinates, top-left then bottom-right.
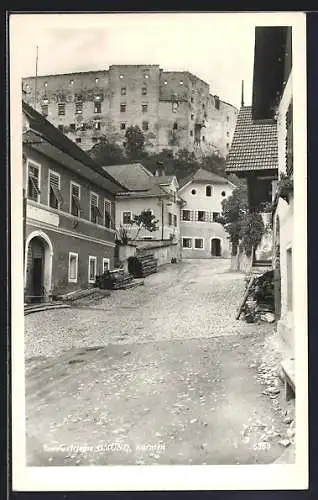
[[103, 164, 174, 198], [179, 168, 233, 189], [22, 100, 126, 193], [226, 106, 278, 173], [103, 163, 153, 191]]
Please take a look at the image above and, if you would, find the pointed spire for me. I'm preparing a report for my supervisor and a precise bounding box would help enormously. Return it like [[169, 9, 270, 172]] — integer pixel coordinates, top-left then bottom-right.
[[241, 80, 244, 107]]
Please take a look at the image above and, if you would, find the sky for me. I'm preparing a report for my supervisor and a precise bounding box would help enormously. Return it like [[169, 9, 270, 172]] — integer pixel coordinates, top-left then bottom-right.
[[10, 12, 303, 109]]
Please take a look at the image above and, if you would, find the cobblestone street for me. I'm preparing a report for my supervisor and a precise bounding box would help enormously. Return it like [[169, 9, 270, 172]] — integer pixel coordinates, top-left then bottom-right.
[[25, 260, 293, 466]]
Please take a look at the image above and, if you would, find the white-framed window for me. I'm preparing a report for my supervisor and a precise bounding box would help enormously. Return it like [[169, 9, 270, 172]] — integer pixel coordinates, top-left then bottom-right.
[[104, 199, 112, 228], [94, 101, 102, 113], [68, 252, 78, 283], [194, 238, 204, 249], [182, 238, 192, 249], [182, 210, 191, 221], [75, 102, 83, 114], [90, 192, 101, 223], [198, 210, 206, 222], [88, 256, 97, 283], [213, 212, 220, 222], [122, 211, 132, 225], [48, 170, 63, 210], [58, 103, 65, 115], [27, 159, 41, 202], [70, 182, 81, 217], [102, 258, 110, 273]]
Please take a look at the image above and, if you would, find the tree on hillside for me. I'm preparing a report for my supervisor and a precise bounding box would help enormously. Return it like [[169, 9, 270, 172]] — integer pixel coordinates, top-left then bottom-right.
[[88, 137, 126, 165], [173, 149, 199, 180], [124, 125, 147, 160], [201, 153, 226, 177]]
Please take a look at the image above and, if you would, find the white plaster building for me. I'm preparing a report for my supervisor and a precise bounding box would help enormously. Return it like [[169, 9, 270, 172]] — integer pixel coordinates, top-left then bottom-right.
[[178, 168, 235, 259]]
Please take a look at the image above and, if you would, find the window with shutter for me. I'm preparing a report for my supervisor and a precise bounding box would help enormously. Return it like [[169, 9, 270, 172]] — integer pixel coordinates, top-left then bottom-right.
[[90, 192, 101, 223], [182, 210, 191, 221], [49, 171, 62, 209], [71, 183, 81, 216], [28, 163, 40, 202], [104, 200, 111, 228], [168, 213, 173, 226]]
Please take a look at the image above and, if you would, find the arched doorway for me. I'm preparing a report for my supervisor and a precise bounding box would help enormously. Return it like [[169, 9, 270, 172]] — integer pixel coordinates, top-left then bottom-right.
[[211, 238, 221, 257], [25, 231, 53, 303]]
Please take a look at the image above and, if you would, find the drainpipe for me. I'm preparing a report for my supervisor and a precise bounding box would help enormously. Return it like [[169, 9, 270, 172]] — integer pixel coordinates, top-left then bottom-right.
[[161, 198, 164, 240]]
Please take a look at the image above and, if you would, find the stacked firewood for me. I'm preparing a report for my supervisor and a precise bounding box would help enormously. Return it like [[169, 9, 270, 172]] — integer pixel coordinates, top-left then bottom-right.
[[95, 269, 134, 290], [237, 270, 275, 323], [128, 253, 158, 278]]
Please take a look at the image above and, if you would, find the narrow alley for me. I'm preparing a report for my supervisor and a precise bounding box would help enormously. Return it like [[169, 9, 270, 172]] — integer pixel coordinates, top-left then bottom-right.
[[25, 260, 294, 466]]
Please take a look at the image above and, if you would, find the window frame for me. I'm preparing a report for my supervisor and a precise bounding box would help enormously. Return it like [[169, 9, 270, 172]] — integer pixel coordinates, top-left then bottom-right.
[[70, 181, 81, 217], [68, 252, 79, 283], [120, 87, 127, 96], [122, 211, 132, 225], [26, 159, 41, 203], [48, 169, 62, 210], [142, 120, 149, 131], [182, 237, 192, 249], [57, 103, 65, 116], [182, 210, 191, 221], [88, 256, 97, 284], [141, 86, 148, 96], [141, 104, 148, 113], [102, 258, 110, 274], [75, 101, 83, 115], [94, 101, 102, 113], [168, 212, 173, 226], [194, 238, 204, 250], [198, 210, 206, 222], [120, 103, 127, 113], [104, 198, 112, 229], [90, 191, 101, 224], [173, 214, 177, 227], [41, 104, 48, 116], [206, 185, 213, 197]]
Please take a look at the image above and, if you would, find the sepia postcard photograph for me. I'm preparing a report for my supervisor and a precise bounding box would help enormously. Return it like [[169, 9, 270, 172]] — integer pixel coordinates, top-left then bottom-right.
[[10, 11, 308, 491]]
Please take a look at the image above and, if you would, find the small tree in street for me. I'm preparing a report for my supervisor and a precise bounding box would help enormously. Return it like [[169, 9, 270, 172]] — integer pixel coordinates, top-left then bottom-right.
[[116, 209, 159, 244], [130, 209, 159, 240], [218, 182, 265, 269]]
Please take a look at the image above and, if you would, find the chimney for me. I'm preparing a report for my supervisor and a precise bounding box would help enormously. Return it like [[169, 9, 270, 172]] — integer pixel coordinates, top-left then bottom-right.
[[241, 80, 245, 107], [155, 161, 165, 177]]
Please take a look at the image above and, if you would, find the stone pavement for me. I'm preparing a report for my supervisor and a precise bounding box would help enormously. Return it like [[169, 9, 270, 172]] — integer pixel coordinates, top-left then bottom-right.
[[25, 259, 294, 466]]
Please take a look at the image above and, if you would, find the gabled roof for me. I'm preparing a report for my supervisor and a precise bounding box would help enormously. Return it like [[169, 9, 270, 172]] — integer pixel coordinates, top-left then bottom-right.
[[178, 168, 234, 191], [103, 163, 153, 191], [103, 164, 178, 198], [225, 106, 278, 173], [22, 100, 126, 193]]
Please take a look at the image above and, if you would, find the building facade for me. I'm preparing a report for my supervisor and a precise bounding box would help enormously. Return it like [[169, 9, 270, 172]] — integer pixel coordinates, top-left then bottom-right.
[[23, 100, 125, 303], [178, 168, 235, 259], [102, 163, 181, 243], [22, 65, 238, 157]]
